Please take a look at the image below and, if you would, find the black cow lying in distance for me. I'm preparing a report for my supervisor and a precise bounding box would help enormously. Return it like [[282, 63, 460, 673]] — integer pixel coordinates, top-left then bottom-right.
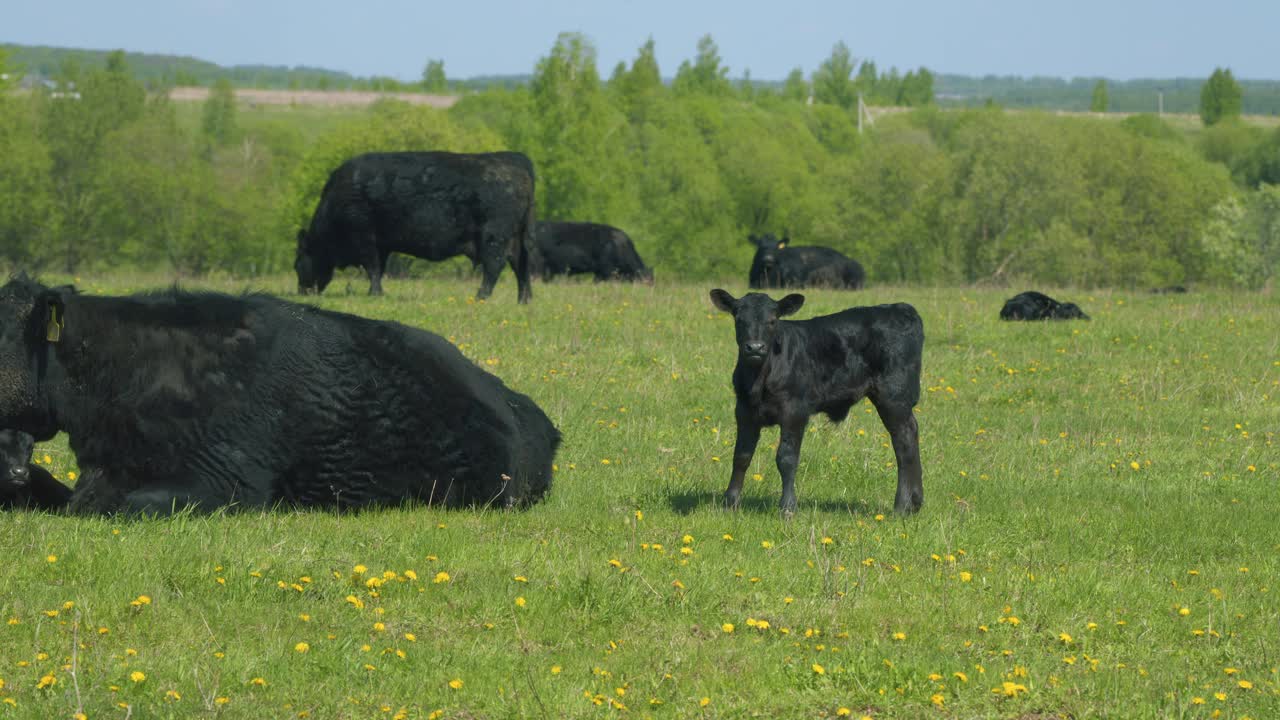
[[0, 275, 560, 515], [0, 429, 72, 511], [710, 289, 924, 516], [748, 234, 865, 290], [999, 291, 1090, 321], [531, 221, 654, 283]]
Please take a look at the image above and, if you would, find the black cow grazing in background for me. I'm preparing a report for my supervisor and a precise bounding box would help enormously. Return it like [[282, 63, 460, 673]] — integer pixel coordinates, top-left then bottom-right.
[[295, 151, 536, 303], [0, 275, 560, 514], [531, 221, 654, 283], [709, 289, 924, 516], [748, 234, 865, 290], [0, 429, 72, 511], [999, 291, 1090, 321]]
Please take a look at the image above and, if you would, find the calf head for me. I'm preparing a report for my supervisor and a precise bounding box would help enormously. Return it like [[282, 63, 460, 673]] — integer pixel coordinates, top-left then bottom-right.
[[294, 230, 334, 295], [0, 429, 35, 489], [0, 275, 69, 441], [1054, 302, 1090, 320], [709, 289, 805, 366], [747, 234, 789, 288]]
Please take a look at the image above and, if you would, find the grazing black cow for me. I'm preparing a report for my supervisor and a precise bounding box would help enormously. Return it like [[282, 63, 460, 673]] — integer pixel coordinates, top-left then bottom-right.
[[0, 275, 560, 514], [709, 289, 924, 516], [295, 151, 536, 303], [531, 221, 654, 283], [0, 429, 72, 511], [748, 234, 865, 290], [999, 291, 1090, 321]]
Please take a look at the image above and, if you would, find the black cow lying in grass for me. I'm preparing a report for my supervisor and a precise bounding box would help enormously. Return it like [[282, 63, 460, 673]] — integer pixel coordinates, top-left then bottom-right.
[[748, 234, 866, 290], [0, 429, 72, 511], [710, 289, 924, 516], [999, 291, 1090, 321], [531, 221, 654, 283], [0, 275, 560, 514]]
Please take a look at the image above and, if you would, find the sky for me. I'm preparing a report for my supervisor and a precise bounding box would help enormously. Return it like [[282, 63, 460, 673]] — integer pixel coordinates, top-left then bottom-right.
[[6, 0, 1279, 82]]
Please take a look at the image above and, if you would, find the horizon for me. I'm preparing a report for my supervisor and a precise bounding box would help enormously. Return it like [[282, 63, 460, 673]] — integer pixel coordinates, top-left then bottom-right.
[[4, 1, 1279, 84]]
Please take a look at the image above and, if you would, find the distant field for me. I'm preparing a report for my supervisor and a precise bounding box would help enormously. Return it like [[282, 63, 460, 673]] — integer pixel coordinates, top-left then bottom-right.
[[1, 275, 1276, 718]]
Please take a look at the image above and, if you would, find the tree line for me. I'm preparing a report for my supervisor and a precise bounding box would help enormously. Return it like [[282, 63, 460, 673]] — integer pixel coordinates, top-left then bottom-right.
[[1, 38, 1277, 289]]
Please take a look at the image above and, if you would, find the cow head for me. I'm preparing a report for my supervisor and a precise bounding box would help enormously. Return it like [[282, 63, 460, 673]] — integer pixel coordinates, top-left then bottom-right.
[[747, 234, 788, 289], [0, 429, 35, 490], [294, 229, 334, 295], [710, 289, 805, 366], [0, 275, 71, 441]]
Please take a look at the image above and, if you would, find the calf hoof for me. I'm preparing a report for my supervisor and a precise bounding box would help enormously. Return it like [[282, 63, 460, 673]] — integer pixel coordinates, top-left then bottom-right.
[[722, 491, 741, 510], [893, 495, 923, 515], [779, 496, 797, 519]]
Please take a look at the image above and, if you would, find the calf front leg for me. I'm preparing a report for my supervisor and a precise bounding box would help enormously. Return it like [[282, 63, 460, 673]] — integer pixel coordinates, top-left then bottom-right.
[[876, 404, 923, 514], [725, 414, 761, 509], [776, 417, 808, 517]]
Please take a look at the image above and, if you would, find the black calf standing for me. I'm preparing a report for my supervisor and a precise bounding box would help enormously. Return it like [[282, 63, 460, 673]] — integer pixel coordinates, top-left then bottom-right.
[[709, 290, 925, 515], [0, 430, 72, 511]]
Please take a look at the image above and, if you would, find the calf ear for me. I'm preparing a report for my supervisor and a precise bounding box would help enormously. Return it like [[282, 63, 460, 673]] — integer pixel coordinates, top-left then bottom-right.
[[777, 239, 788, 249], [777, 293, 805, 317], [709, 289, 737, 315]]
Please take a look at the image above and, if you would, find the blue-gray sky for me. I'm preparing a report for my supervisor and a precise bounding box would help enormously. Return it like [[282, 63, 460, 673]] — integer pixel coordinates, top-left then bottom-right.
[[6, 0, 1278, 81]]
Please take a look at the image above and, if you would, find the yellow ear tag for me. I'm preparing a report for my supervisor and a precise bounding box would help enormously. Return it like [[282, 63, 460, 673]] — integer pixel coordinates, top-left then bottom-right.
[[777, 242, 787, 249], [46, 304, 62, 343]]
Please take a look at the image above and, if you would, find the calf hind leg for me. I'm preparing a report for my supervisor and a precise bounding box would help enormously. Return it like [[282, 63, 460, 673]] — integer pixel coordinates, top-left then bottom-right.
[[875, 404, 923, 514]]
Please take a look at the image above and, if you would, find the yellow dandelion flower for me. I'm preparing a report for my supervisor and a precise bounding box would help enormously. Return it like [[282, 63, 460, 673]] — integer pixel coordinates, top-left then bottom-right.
[[515, 596, 526, 607], [404, 633, 416, 642], [164, 689, 181, 701], [46, 555, 57, 564], [373, 622, 385, 632], [449, 678, 463, 690], [513, 575, 528, 582], [721, 623, 735, 634], [1129, 461, 1140, 471], [892, 632, 906, 641], [1179, 607, 1191, 616], [36, 674, 56, 689], [761, 540, 774, 549], [215, 697, 230, 706], [129, 671, 146, 683], [812, 663, 825, 675], [433, 572, 450, 584], [699, 697, 710, 707], [250, 677, 267, 687], [836, 709, 852, 717], [294, 642, 309, 653], [1191, 697, 1205, 705], [1059, 632, 1073, 644], [931, 693, 945, 706], [550, 665, 562, 675], [1238, 680, 1253, 689], [403, 570, 417, 581], [954, 671, 969, 682], [722, 534, 734, 541]]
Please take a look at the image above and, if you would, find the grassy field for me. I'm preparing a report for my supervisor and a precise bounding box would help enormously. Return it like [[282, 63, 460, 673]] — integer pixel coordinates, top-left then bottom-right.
[[1, 273, 1277, 719]]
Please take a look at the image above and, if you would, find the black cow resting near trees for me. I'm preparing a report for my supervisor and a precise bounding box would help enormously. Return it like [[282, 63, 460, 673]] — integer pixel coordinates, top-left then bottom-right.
[[0, 275, 560, 514], [748, 234, 865, 290], [999, 291, 1090, 321], [295, 151, 536, 303], [709, 289, 924, 516], [530, 221, 654, 283], [0, 429, 72, 511]]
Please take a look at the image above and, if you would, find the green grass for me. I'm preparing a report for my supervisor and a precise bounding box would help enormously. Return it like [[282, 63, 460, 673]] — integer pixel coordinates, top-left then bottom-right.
[[2, 273, 1277, 719]]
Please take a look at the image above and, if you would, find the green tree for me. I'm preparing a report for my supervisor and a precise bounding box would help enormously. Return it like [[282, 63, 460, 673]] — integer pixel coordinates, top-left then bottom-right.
[[812, 42, 856, 109], [782, 67, 809, 103], [1200, 67, 1243, 126], [610, 38, 663, 122], [421, 59, 447, 92], [672, 35, 731, 96], [1090, 79, 1109, 112], [898, 68, 935, 106], [40, 49, 147, 271], [201, 78, 239, 147]]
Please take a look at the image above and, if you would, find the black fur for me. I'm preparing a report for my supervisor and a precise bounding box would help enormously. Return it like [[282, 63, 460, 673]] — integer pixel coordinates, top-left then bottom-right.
[[999, 291, 1090, 321], [296, 151, 536, 303], [0, 429, 72, 511], [0, 276, 560, 514], [530, 221, 653, 283], [709, 289, 924, 516], [747, 233, 865, 290]]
